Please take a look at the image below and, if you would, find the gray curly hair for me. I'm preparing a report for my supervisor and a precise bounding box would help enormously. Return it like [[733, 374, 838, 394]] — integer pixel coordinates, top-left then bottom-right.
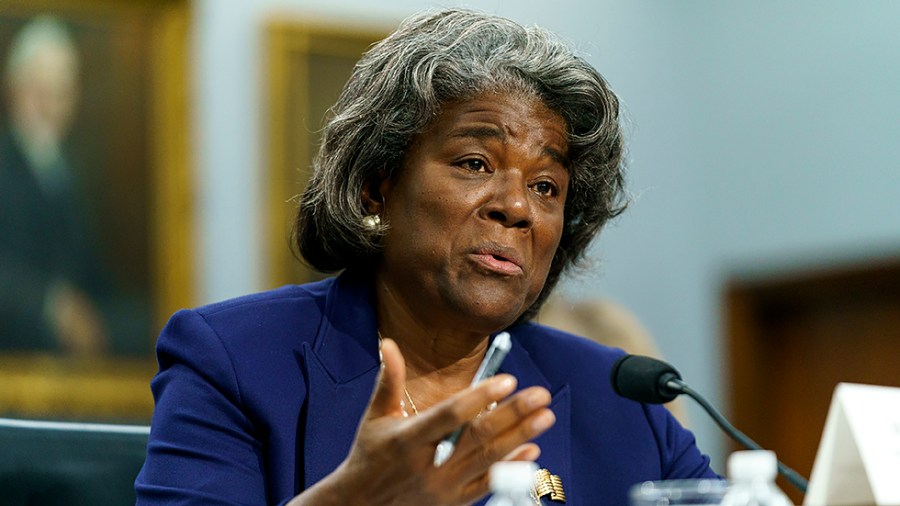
[[294, 8, 627, 321]]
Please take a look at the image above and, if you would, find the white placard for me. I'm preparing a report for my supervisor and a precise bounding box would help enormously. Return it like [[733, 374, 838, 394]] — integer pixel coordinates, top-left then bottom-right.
[[804, 382, 900, 506]]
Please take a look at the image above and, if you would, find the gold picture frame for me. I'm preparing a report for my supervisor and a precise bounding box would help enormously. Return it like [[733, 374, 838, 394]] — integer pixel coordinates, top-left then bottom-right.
[[264, 17, 388, 288], [0, 0, 194, 421]]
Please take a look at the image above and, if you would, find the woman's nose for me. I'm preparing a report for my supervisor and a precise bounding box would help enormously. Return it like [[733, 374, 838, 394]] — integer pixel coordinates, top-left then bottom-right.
[[481, 171, 532, 229]]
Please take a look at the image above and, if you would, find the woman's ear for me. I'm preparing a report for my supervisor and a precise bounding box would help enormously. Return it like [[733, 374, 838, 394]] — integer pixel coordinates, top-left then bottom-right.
[[360, 172, 389, 215]]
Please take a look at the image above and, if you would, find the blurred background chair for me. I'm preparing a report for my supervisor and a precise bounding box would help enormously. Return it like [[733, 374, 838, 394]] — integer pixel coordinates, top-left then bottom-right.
[[0, 417, 149, 506]]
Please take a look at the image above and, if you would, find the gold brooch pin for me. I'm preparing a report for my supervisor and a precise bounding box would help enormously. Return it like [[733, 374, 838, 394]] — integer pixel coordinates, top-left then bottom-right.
[[532, 468, 566, 503]]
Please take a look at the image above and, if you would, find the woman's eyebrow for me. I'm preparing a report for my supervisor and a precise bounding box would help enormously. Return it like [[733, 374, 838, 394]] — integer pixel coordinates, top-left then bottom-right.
[[449, 126, 569, 168], [543, 147, 569, 168], [448, 125, 505, 141]]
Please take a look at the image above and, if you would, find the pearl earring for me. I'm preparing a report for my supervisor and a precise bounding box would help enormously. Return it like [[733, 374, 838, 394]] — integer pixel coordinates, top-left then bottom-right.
[[362, 214, 381, 230]]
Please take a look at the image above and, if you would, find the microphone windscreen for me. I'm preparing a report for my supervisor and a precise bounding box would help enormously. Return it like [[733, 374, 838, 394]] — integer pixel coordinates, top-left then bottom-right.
[[610, 355, 682, 404]]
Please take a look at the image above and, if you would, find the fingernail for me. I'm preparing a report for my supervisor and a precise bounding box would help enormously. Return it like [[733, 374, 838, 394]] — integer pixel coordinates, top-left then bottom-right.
[[527, 389, 549, 409], [532, 410, 555, 432], [491, 375, 516, 395]]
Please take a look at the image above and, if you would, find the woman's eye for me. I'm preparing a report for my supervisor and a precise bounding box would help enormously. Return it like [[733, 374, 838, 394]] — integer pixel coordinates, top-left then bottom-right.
[[533, 181, 557, 196], [459, 159, 486, 172]]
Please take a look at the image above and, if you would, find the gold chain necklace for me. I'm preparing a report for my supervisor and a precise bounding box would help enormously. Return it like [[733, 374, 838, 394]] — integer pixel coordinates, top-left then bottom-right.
[[376, 331, 498, 418], [377, 331, 419, 417]]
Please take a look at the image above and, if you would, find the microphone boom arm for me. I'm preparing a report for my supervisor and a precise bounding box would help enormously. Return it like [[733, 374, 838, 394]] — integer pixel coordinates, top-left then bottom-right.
[[667, 378, 809, 494]]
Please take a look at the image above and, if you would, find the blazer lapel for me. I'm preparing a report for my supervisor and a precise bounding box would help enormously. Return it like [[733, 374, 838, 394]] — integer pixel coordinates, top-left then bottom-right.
[[298, 272, 381, 488], [500, 334, 572, 503], [299, 343, 378, 487]]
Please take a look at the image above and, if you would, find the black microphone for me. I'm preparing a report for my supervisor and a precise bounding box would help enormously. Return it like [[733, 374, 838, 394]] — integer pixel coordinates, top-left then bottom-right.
[[610, 354, 683, 404], [610, 354, 809, 494]]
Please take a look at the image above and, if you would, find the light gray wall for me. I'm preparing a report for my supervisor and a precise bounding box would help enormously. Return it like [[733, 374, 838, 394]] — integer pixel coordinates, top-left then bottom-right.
[[193, 0, 900, 471]]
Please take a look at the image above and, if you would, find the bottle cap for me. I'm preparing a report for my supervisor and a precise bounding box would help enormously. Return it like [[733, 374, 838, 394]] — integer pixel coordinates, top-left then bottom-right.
[[489, 461, 538, 493], [727, 450, 778, 482]]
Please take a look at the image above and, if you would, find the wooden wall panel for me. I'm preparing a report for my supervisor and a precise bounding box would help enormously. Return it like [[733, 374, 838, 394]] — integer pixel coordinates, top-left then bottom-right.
[[725, 258, 900, 504]]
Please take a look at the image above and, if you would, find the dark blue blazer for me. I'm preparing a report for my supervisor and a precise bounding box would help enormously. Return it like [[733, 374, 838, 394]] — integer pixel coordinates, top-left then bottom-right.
[[135, 271, 717, 505]]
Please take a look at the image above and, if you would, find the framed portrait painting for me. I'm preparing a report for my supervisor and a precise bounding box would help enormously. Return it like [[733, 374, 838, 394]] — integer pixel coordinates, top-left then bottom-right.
[[265, 16, 388, 288], [0, 0, 193, 422]]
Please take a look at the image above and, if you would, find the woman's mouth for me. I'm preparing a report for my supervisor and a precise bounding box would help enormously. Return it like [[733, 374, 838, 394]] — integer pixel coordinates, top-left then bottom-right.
[[471, 247, 524, 276]]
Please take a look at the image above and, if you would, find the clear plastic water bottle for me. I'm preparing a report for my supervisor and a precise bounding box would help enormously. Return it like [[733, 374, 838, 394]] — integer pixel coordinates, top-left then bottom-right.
[[485, 461, 539, 506], [720, 450, 792, 506]]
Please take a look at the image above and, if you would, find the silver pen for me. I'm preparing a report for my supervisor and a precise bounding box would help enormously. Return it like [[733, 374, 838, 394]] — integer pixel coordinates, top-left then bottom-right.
[[433, 331, 513, 467]]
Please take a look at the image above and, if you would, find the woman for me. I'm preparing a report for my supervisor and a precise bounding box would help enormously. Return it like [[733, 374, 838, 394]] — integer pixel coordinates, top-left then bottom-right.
[[136, 9, 716, 505]]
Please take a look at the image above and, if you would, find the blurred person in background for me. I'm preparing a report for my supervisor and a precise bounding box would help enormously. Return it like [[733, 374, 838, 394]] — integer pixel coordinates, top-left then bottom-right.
[[538, 296, 690, 426], [0, 15, 108, 355]]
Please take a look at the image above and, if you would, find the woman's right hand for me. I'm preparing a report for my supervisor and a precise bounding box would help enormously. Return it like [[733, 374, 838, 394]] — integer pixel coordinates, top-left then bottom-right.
[[289, 338, 555, 506]]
